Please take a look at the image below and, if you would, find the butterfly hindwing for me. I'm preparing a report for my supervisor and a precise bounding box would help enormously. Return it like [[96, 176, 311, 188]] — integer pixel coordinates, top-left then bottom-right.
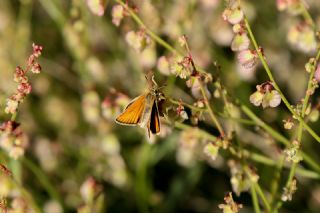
[[149, 101, 160, 134]]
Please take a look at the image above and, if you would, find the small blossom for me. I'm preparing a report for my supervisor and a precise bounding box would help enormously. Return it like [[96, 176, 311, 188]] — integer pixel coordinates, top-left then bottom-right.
[[237, 49, 257, 69], [305, 58, 315, 73], [157, 56, 171, 76], [228, 160, 255, 195], [80, 177, 97, 204], [176, 101, 188, 120], [263, 90, 281, 108], [87, 0, 107, 16], [231, 33, 250, 51], [232, 23, 244, 34], [249, 90, 264, 106], [283, 119, 294, 129], [276, 0, 289, 11], [31, 63, 41, 74], [9, 146, 24, 160], [111, 4, 124, 26], [32, 43, 43, 57], [284, 140, 303, 163], [17, 82, 32, 95], [218, 192, 243, 213], [287, 23, 317, 53], [282, 179, 297, 202], [222, 7, 244, 25], [5, 98, 19, 114], [250, 82, 281, 108], [170, 55, 191, 79], [204, 142, 219, 161], [125, 30, 151, 52]]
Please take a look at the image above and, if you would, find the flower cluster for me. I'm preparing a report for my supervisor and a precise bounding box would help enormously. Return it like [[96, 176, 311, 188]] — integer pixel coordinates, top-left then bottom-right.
[[5, 43, 43, 115], [249, 81, 281, 108], [281, 178, 297, 202], [222, 0, 258, 72], [284, 140, 302, 163], [0, 121, 28, 159], [218, 192, 243, 213], [287, 22, 317, 53]]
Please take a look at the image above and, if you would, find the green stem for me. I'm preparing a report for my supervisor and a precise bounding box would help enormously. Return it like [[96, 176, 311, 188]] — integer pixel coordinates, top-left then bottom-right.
[[251, 185, 261, 213], [240, 104, 320, 173], [243, 17, 320, 143], [116, 0, 179, 55], [299, 1, 315, 29], [254, 183, 271, 212], [22, 157, 63, 205], [199, 81, 225, 136]]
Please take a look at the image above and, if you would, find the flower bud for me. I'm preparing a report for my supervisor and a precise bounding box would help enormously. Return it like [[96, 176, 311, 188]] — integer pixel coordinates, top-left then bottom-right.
[[231, 33, 250, 51]]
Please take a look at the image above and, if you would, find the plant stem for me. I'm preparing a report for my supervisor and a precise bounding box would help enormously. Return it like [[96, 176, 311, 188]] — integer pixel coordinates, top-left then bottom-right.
[[240, 104, 320, 173], [299, 1, 315, 29], [116, 0, 180, 55], [254, 183, 271, 212], [251, 185, 261, 213], [243, 17, 320, 143], [199, 81, 225, 136]]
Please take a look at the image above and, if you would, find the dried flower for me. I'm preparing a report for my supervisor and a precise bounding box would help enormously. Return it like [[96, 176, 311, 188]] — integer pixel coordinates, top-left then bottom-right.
[[111, 4, 124, 26], [218, 192, 243, 213], [231, 33, 250, 51], [282, 179, 297, 202]]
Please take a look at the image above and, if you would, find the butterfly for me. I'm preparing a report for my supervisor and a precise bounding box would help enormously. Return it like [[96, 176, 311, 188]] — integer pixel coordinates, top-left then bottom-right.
[[115, 74, 165, 137]]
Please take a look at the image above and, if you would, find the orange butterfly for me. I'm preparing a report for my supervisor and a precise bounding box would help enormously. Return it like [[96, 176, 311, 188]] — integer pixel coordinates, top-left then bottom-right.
[[115, 74, 164, 137]]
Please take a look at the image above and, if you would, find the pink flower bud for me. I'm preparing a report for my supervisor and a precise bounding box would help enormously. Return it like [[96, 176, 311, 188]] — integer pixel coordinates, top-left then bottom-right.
[[31, 63, 42, 74], [87, 0, 107, 16], [32, 43, 43, 57], [231, 33, 250, 51], [17, 82, 32, 95], [157, 56, 170, 76], [112, 4, 124, 26], [222, 7, 244, 25], [237, 49, 257, 69]]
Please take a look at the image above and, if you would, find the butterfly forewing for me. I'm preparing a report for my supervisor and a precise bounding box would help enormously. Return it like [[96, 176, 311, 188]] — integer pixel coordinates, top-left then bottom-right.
[[115, 95, 146, 125]]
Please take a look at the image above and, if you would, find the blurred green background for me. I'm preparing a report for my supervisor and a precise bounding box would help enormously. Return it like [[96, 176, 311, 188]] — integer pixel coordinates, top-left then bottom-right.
[[0, 0, 320, 212]]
